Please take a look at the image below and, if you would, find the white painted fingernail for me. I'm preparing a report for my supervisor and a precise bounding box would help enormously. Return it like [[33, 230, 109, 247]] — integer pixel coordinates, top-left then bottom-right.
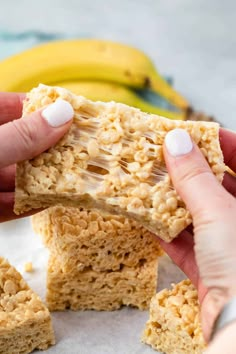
[[42, 99, 74, 127], [165, 128, 193, 157]]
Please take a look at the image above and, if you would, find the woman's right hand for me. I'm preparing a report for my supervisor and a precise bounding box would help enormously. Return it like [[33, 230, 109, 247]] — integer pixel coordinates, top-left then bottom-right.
[[159, 127, 236, 342], [0, 92, 74, 222]]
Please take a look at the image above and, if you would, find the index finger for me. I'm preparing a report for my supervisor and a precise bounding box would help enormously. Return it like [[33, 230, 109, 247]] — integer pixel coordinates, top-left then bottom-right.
[[0, 92, 25, 125], [220, 128, 236, 172]]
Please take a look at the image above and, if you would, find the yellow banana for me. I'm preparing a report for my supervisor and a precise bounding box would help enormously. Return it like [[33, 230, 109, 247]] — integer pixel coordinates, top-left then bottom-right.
[[55, 80, 185, 120], [0, 39, 189, 111]]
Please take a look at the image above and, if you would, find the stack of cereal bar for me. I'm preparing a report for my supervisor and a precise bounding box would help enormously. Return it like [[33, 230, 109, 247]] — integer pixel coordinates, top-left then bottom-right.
[[32, 206, 162, 311]]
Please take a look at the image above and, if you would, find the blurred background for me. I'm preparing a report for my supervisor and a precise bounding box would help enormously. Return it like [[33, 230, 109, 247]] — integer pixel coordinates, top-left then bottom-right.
[[0, 0, 236, 128]]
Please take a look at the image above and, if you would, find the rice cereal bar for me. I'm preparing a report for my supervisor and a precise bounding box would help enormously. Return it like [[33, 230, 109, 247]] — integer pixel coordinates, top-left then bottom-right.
[[14, 84, 225, 241], [32, 206, 163, 272], [0, 257, 55, 354], [142, 279, 206, 354], [46, 254, 158, 311]]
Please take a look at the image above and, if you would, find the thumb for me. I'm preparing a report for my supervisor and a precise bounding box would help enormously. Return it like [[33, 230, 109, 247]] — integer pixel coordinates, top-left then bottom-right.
[[0, 99, 74, 169], [163, 128, 229, 218]]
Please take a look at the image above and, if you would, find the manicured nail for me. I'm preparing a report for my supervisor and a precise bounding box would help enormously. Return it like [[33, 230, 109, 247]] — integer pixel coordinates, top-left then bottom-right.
[[42, 99, 74, 127], [165, 128, 193, 157]]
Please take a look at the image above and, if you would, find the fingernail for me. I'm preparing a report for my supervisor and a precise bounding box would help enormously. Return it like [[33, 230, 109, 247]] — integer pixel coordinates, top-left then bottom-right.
[[42, 99, 74, 127], [165, 128, 193, 157]]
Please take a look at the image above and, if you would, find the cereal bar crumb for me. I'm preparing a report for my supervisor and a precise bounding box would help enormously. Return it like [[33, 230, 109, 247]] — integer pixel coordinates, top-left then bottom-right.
[[24, 262, 33, 273]]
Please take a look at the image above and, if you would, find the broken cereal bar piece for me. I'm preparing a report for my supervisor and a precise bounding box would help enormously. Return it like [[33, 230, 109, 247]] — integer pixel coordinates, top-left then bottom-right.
[[15, 84, 225, 242], [0, 257, 55, 354]]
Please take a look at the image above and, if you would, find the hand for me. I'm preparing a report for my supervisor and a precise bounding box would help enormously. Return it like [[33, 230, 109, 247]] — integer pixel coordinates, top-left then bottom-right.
[[160, 127, 236, 342], [0, 92, 74, 222]]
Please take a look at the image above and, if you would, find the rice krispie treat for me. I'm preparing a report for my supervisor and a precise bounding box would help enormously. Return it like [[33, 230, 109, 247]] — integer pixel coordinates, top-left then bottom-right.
[[46, 255, 158, 311], [0, 257, 55, 354], [32, 206, 163, 272], [142, 279, 206, 354], [14, 84, 225, 241]]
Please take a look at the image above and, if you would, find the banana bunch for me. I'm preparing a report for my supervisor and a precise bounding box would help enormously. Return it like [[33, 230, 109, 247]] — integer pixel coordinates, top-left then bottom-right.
[[0, 39, 190, 119], [55, 80, 184, 120]]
